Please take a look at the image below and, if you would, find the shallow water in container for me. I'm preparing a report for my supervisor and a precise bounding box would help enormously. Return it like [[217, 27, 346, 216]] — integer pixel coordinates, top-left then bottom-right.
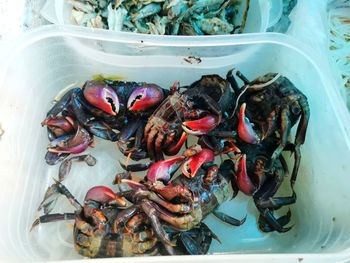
[[1, 31, 350, 261]]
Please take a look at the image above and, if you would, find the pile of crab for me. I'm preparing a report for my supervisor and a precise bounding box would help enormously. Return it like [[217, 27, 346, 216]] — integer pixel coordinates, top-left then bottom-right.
[[32, 69, 309, 258]]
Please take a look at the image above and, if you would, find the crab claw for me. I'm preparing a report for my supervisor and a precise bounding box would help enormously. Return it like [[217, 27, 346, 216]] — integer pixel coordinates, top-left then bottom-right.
[[85, 186, 126, 207], [47, 126, 92, 154], [235, 154, 256, 195], [238, 103, 260, 144], [83, 81, 119, 116], [182, 148, 215, 178], [42, 117, 76, 137], [121, 179, 148, 190], [182, 115, 219, 136], [147, 156, 185, 184], [127, 84, 164, 111]]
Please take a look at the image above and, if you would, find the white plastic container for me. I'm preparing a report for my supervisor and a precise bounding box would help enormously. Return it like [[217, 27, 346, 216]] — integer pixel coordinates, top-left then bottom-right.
[[1, 25, 350, 263]]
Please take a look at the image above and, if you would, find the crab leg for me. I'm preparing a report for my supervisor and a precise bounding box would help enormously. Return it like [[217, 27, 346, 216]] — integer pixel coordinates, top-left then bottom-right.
[[45, 151, 70, 165], [31, 213, 75, 231], [258, 209, 292, 233], [256, 191, 296, 210], [270, 109, 292, 165], [212, 210, 246, 226], [134, 189, 191, 214], [226, 69, 241, 94], [291, 97, 310, 187], [140, 200, 176, 247], [38, 180, 82, 214], [146, 201, 200, 231], [146, 128, 159, 161], [59, 154, 97, 182], [71, 89, 95, 125], [119, 161, 153, 172], [155, 133, 166, 160], [46, 88, 79, 119], [86, 120, 118, 141], [258, 208, 293, 233], [196, 93, 222, 123]]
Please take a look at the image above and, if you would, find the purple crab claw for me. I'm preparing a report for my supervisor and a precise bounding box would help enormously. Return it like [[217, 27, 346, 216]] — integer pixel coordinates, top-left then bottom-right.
[[238, 103, 261, 144], [47, 126, 92, 154], [83, 81, 120, 116], [127, 84, 164, 111]]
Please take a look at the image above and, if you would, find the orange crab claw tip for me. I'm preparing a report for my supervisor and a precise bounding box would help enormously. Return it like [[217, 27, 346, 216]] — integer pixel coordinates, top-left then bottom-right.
[[115, 195, 127, 207]]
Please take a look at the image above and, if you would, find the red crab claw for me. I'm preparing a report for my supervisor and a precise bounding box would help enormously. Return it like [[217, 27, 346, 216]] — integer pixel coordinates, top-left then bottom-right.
[[182, 115, 219, 136], [238, 103, 261, 144], [85, 185, 126, 207], [42, 117, 76, 137], [146, 156, 185, 184], [47, 126, 92, 154], [235, 154, 257, 195], [83, 81, 119, 115], [121, 179, 148, 190], [164, 132, 188, 156], [127, 84, 164, 111], [182, 148, 215, 178], [152, 183, 193, 203]]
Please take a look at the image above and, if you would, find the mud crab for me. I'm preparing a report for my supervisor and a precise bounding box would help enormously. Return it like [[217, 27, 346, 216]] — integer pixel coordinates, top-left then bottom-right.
[[144, 74, 235, 160], [43, 78, 168, 164], [232, 135, 296, 233], [32, 182, 216, 257], [227, 70, 310, 187], [115, 146, 245, 247]]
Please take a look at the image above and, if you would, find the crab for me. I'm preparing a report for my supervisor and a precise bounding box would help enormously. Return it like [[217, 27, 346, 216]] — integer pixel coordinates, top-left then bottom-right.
[[43, 78, 168, 164], [227, 70, 310, 188], [144, 73, 235, 160], [115, 146, 246, 247], [231, 135, 296, 233], [32, 182, 217, 257]]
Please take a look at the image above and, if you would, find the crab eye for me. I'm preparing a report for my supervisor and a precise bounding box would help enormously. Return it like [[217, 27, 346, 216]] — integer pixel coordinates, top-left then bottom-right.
[[291, 102, 301, 115]]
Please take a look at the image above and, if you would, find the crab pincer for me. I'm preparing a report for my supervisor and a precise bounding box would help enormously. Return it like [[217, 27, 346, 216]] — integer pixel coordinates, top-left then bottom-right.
[[42, 116, 76, 137], [146, 155, 185, 184], [83, 81, 120, 116], [127, 84, 165, 111], [182, 148, 215, 178], [84, 186, 126, 208], [182, 115, 219, 136], [47, 126, 93, 154], [238, 103, 261, 144]]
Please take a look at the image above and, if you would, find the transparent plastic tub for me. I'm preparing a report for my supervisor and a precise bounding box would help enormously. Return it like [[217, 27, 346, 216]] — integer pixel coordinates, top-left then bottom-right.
[[1, 25, 350, 262]]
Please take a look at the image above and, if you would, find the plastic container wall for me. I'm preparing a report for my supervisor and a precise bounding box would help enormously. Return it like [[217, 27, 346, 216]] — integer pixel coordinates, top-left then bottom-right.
[[0, 26, 350, 262]]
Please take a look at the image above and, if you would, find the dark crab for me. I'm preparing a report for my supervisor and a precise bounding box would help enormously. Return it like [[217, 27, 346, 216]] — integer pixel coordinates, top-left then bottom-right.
[[116, 146, 245, 247], [32, 182, 216, 257], [144, 74, 235, 160], [227, 70, 310, 187], [232, 135, 296, 233], [43, 78, 168, 164]]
